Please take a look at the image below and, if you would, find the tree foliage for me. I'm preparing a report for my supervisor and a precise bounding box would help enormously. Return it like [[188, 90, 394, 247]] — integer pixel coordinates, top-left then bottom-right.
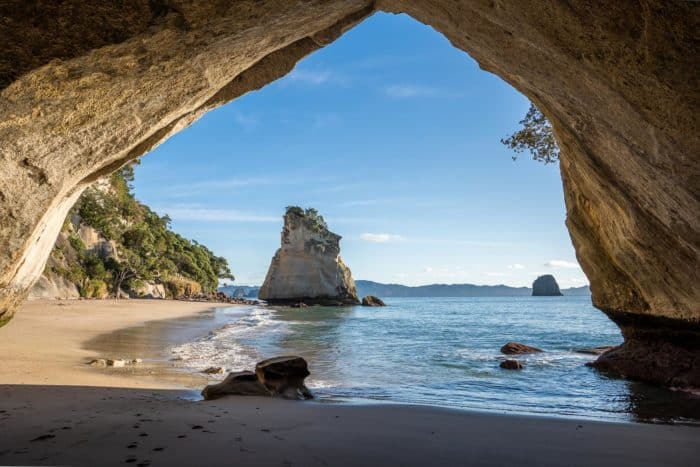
[[59, 163, 234, 296], [286, 205, 328, 232], [501, 103, 560, 164]]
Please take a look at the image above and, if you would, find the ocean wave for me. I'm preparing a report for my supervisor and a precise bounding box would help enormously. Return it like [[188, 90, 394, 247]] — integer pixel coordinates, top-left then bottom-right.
[[170, 306, 288, 375]]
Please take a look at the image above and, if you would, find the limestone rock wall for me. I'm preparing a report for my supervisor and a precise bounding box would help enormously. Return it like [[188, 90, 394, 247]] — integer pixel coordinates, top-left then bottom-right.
[[0, 1, 697, 385], [259, 208, 359, 305]]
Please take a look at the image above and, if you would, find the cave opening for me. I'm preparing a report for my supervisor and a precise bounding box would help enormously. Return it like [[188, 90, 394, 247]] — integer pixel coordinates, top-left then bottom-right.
[[0, 2, 697, 432]]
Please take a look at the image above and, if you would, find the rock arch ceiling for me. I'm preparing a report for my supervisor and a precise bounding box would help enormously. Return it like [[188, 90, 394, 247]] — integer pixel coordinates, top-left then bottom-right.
[[0, 1, 697, 387]]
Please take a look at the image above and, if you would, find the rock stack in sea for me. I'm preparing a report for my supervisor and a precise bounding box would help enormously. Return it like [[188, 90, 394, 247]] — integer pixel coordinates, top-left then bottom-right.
[[531, 274, 563, 296], [258, 207, 359, 306]]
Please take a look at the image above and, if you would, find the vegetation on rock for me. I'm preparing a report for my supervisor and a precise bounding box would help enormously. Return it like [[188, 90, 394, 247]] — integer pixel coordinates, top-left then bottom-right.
[[285, 206, 328, 233], [502, 103, 559, 164], [46, 163, 233, 298]]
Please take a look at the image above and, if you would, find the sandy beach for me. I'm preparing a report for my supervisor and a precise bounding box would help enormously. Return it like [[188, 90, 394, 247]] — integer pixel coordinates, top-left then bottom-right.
[[0, 299, 697, 466], [0, 299, 230, 389]]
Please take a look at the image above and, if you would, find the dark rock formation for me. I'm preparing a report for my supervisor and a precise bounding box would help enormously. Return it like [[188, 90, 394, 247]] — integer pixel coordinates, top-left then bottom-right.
[[532, 275, 563, 296], [587, 314, 700, 389], [259, 207, 359, 306], [255, 356, 313, 400], [501, 342, 543, 355], [0, 1, 697, 389], [361, 295, 386, 307], [201, 371, 269, 400], [500, 360, 524, 370], [574, 346, 616, 356], [201, 356, 314, 400]]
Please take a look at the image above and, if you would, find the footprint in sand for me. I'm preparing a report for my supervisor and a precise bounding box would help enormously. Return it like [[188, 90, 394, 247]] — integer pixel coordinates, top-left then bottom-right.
[[31, 434, 55, 442], [127, 443, 138, 449], [153, 447, 164, 452]]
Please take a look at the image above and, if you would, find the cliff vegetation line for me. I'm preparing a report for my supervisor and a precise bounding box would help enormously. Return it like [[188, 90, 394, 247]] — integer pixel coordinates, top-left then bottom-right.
[[42, 163, 234, 299]]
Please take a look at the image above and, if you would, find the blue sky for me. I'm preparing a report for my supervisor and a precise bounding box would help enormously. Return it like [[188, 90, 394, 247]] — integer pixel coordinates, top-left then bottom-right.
[[132, 12, 587, 288]]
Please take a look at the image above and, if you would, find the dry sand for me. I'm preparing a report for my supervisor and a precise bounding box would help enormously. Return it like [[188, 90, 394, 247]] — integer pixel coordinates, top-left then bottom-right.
[[0, 299, 697, 466], [0, 299, 229, 389]]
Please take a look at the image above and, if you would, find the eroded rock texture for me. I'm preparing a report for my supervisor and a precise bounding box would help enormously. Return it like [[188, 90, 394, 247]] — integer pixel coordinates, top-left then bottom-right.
[[0, 1, 698, 387], [259, 208, 359, 305]]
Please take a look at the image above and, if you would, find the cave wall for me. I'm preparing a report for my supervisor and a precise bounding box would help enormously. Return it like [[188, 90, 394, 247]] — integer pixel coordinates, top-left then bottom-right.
[[0, 1, 698, 383]]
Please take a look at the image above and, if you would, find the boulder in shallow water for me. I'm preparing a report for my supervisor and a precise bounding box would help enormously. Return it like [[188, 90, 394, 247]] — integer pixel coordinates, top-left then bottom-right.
[[201, 371, 269, 400], [574, 346, 617, 356], [88, 358, 107, 367], [500, 359, 524, 370], [501, 342, 543, 355], [361, 295, 385, 307], [202, 366, 224, 374], [255, 356, 313, 400]]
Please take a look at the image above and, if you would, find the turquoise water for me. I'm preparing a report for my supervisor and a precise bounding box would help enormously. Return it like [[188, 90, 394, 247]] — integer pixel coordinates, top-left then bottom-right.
[[171, 296, 700, 423]]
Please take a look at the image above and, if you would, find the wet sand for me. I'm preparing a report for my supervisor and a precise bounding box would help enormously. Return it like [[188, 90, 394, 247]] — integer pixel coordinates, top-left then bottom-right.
[[0, 299, 698, 466], [1, 385, 698, 467], [0, 299, 231, 389]]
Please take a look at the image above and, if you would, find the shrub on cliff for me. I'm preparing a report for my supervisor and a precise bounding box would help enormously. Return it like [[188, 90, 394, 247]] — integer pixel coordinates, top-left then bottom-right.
[[50, 163, 234, 297], [502, 103, 559, 164]]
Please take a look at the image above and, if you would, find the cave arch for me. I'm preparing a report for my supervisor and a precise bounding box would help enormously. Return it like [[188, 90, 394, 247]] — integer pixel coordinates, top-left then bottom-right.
[[0, 1, 697, 386]]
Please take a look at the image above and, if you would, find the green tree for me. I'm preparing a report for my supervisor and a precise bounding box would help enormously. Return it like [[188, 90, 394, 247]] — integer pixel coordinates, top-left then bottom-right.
[[502, 103, 559, 164], [61, 160, 235, 297]]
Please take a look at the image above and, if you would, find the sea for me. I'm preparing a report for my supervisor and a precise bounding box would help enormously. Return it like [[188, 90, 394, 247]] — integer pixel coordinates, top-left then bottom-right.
[[169, 296, 700, 424]]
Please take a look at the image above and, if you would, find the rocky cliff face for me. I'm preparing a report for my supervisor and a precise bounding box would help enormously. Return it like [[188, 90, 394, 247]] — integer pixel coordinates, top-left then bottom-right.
[[259, 207, 359, 305], [0, 1, 697, 387], [532, 275, 563, 297]]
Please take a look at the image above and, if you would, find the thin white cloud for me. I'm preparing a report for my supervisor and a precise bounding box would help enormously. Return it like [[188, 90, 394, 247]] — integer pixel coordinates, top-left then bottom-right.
[[285, 67, 352, 87], [507, 263, 525, 270], [544, 260, 581, 269], [288, 69, 332, 85], [384, 84, 439, 98], [162, 176, 292, 197], [360, 233, 403, 243], [158, 207, 278, 223], [232, 111, 260, 130]]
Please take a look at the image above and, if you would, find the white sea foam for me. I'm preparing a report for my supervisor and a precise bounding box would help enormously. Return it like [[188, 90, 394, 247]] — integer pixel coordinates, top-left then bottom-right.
[[170, 306, 288, 376]]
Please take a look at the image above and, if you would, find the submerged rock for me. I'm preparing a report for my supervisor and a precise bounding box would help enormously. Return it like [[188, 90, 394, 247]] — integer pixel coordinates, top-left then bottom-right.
[[531, 275, 563, 296], [259, 207, 359, 306], [201, 371, 268, 400], [500, 359, 524, 370], [201, 356, 314, 401], [574, 346, 616, 356], [88, 358, 107, 367], [501, 342, 543, 355], [588, 337, 700, 389], [202, 366, 224, 374], [361, 295, 386, 307]]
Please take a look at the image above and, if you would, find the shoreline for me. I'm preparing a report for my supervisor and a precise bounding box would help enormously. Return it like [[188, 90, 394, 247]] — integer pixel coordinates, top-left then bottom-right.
[[0, 299, 698, 466], [0, 299, 234, 389]]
